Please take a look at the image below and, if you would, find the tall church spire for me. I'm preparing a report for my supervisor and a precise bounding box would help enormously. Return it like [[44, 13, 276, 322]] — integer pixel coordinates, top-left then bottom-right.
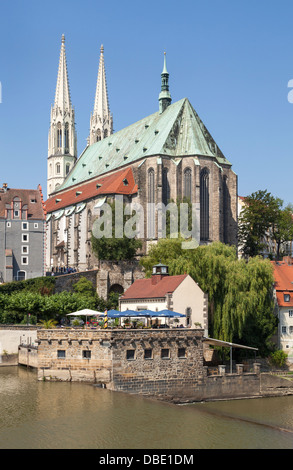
[[89, 44, 113, 145], [159, 52, 172, 113], [54, 34, 72, 111], [47, 35, 77, 198]]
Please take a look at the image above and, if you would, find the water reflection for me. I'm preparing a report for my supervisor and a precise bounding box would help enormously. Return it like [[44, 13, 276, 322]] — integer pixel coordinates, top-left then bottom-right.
[[0, 367, 293, 449]]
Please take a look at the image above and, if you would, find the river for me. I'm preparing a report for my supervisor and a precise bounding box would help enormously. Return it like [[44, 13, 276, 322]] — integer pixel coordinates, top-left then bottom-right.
[[0, 366, 293, 449]]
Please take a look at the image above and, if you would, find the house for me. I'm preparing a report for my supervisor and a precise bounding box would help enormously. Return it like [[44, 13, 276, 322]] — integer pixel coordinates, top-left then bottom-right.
[[119, 263, 208, 333], [0, 184, 46, 282], [272, 257, 293, 362]]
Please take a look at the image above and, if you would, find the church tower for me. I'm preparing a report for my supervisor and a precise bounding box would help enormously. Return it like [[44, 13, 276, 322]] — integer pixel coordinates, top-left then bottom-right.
[[89, 45, 113, 145], [159, 52, 172, 113], [47, 35, 77, 197]]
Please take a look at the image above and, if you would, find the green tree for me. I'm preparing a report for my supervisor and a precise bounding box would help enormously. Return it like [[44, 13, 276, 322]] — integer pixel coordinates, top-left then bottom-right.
[[91, 200, 142, 261], [140, 239, 277, 355], [73, 276, 95, 295], [238, 190, 293, 259]]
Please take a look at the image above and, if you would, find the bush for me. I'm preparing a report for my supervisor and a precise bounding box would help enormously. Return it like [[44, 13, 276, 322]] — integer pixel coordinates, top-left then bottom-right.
[[269, 350, 288, 368]]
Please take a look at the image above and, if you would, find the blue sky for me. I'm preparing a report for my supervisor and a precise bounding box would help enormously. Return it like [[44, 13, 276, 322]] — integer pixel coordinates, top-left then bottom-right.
[[0, 0, 293, 203]]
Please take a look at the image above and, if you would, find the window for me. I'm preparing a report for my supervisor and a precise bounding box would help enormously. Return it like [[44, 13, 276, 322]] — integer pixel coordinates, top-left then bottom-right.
[[284, 294, 290, 302], [282, 326, 287, 334], [14, 210, 19, 218], [178, 348, 186, 358], [6, 222, 11, 228], [22, 222, 28, 230], [34, 223, 38, 229], [22, 234, 29, 242], [184, 167, 192, 201], [126, 350, 135, 360], [289, 310, 293, 318], [289, 326, 293, 334], [57, 350, 66, 358], [21, 246, 29, 254], [56, 163, 61, 174], [161, 348, 170, 359], [66, 163, 70, 175], [21, 256, 28, 265], [162, 168, 170, 205], [82, 350, 91, 359], [148, 168, 155, 238], [144, 349, 153, 360], [200, 168, 209, 241], [57, 123, 62, 148], [65, 123, 69, 152]]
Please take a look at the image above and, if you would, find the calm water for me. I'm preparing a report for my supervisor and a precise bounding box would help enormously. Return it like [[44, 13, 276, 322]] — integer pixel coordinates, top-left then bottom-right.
[[0, 366, 293, 449]]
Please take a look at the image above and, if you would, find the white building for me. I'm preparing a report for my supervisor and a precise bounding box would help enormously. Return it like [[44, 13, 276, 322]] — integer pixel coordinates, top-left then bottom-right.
[[119, 263, 208, 333]]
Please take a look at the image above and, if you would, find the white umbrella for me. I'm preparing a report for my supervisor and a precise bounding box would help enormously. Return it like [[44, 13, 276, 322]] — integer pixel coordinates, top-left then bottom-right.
[[66, 309, 104, 327]]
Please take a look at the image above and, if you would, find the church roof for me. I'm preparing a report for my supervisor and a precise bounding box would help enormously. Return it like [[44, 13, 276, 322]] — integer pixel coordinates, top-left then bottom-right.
[[45, 167, 138, 213], [56, 97, 231, 192]]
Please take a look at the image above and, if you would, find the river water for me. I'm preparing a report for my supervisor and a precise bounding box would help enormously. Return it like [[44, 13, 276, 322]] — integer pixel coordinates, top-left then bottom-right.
[[0, 366, 293, 449]]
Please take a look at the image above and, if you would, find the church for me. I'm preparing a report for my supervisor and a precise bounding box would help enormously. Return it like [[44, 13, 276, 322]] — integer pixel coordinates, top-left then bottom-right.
[[44, 35, 238, 272]]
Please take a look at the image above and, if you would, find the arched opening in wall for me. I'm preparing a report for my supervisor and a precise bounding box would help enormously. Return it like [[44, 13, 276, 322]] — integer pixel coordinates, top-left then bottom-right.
[[108, 284, 124, 310], [162, 167, 170, 205], [184, 167, 192, 201], [109, 284, 124, 295]]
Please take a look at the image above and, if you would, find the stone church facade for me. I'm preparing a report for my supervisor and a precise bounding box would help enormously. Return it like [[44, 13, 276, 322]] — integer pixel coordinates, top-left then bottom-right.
[[44, 37, 238, 274]]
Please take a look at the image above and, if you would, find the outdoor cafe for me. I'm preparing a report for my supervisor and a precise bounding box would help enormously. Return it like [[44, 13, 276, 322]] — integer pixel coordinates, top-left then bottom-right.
[[66, 308, 186, 329]]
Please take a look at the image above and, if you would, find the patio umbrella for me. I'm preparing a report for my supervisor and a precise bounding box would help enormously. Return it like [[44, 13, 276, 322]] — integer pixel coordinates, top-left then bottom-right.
[[156, 309, 186, 317], [66, 309, 104, 328]]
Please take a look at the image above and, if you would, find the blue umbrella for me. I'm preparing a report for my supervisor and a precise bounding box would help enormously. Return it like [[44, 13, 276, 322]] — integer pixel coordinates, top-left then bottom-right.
[[156, 309, 186, 318]]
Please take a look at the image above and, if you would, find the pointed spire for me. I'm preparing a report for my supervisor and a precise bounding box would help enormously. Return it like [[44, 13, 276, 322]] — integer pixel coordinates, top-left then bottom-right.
[[54, 34, 72, 111], [89, 44, 113, 145], [159, 52, 172, 114]]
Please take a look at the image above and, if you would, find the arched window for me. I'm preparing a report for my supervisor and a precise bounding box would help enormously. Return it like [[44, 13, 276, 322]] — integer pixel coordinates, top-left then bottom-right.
[[96, 130, 101, 142], [57, 123, 62, 149], [162, 168, 170, 205], [104, 129, 108, 138], [200, 168, 209, 241], [148, 168, 155, 203], [65, 123, 69, 153], [223, 175, 228, 243], [184, 167, 192, 201], [148, 168, 155, 238], [56, 163, 61, 174], [66, 163, 70, 175]]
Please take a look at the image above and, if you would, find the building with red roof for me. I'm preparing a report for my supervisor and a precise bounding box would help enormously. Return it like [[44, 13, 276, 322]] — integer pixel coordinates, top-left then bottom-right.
[[272, 257, 293, 361], [119, 263, 208, 331], [0, 184, 46, 282]]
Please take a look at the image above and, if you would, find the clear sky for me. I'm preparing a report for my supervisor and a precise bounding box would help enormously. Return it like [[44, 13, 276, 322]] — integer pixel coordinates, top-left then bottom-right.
[[1, 0, 293, 203]]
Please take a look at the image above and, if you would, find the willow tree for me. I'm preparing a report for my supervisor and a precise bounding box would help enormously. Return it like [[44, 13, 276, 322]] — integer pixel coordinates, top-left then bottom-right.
[[140, 240, 277, 355]]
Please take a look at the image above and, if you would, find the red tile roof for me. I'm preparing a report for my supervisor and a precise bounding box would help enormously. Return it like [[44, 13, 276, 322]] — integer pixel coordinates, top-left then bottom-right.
[[272, 260, 293, 306], [45, 167, 138, 213], [0, 184, 46, 220], [120, 274, 188, 300]]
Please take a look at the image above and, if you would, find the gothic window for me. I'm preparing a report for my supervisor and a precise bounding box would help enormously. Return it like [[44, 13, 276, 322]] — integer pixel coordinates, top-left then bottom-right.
[[65, 123, 69, 153], [200, 168, 209, 241], [104, 129, 108, 138], [56, 163, 61, 174], [87, 210, 92, 237], [96, 130, 101, 142], [162, 168, 170, 205], [66, 163, 70, 175], [148, 168, 155, 203], [148, 168, 155, 238], [57, 123, 62, 149], [223, 175, 228, 243], [184, 167, 192, 201]]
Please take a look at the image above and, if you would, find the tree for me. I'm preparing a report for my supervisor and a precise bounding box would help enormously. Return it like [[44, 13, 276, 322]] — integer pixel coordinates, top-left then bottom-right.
[[91, 200, 142, 261], [140, 239, 277, 355], [238, 190, 293, 259]]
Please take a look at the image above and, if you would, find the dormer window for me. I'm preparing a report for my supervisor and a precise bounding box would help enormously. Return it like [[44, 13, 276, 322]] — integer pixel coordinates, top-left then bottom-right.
[[284, 294, 290, 302]]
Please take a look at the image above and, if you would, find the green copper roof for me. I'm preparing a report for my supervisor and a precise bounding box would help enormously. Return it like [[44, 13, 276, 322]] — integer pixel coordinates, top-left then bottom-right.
[[58, 97, 232, 192]]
